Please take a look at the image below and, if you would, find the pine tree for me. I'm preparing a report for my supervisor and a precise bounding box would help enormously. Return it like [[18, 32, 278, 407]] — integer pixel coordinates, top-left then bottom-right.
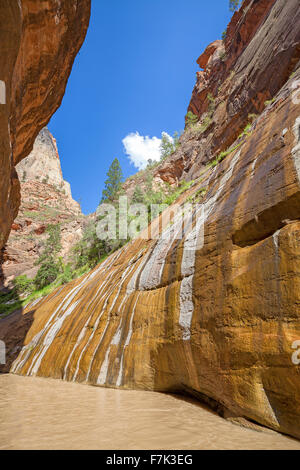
[[37, 224, 61, 266], [35, 224, 62, 289], [160, 133, 175, 161], [185, 111, 198, 128], [101, 158, 123, 203]]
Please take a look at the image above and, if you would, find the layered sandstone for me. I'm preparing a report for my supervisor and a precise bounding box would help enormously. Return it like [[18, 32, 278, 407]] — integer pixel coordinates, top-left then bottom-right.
[[2, 128, 86, 285], [157, 0, 300, 184], [2, 0, 300, 440], [0, 0, 91, 254]]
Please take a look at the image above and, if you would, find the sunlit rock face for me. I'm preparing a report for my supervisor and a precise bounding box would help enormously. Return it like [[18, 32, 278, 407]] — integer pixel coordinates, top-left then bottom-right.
[[0, 0, 91, 252], [157, 0, 300, 185], [17, 128, 76, 200], [2, 128, 86, 285], [4, 0, 300, 439]]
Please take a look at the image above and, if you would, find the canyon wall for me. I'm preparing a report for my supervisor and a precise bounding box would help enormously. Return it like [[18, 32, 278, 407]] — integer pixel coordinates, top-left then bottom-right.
[[157, 0, 300, 184], [0, 0, 91, 255], [2, 0, 300, 439], [3, 128, 86, 285]]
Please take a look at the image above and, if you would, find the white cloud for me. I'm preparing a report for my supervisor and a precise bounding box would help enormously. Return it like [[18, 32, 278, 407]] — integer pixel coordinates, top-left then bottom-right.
[[122, 132, 173, 170]]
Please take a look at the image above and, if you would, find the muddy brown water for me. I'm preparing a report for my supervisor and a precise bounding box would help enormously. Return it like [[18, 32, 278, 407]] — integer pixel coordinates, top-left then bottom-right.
[[0, 374, 299, 450]]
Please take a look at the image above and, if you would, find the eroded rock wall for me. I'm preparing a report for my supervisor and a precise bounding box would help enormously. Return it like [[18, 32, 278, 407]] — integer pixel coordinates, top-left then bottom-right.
[[156, 0, 300, 184], [3, 0, 300, 439], [0, 0, 90, 252]]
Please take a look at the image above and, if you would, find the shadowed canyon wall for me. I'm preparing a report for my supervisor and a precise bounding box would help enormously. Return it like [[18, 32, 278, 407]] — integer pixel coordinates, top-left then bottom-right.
[[0, 0, 91, 254], [2, 0, 300, 439]]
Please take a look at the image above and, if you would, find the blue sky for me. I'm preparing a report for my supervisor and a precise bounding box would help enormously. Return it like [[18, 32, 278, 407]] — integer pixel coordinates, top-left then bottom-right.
[[49, 0, 231, 214]]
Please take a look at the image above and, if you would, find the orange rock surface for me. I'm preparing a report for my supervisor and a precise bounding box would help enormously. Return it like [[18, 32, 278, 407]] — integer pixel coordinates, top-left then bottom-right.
[[2, 0, 300, 440]]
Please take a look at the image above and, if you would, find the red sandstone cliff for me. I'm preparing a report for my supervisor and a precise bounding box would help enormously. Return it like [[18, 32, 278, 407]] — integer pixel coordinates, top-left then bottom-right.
[[156, 0, 300, 184], [3, 128, 87, 285], [0, 0, 91, 257]]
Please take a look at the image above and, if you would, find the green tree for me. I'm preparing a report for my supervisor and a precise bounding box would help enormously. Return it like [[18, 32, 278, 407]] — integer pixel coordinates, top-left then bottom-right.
[[13, 275, 34, 296], [132, 185, 144, 204], [35, 262, 60, 290], [101, 158, 123, 203], [160, 133, 175, 161], [37, 224, 61, 266], [72, 221, 107, 269], [185, 111, 198, 128], [173, 131, 181, 151], [229, 0, 241, 12], [34, 224, 62, 290]]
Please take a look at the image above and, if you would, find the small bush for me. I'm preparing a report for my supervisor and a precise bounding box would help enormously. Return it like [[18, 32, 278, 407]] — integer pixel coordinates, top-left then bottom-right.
[[59, 264, 74, 285], [160, 132, 181, 161], [264, 97, 276, 107], [13, 275, 35, 297], [248, 113, 258, 122], [185, 111, 198, 128], [34, 260, 60, 290], [238, 123, 252, 139]]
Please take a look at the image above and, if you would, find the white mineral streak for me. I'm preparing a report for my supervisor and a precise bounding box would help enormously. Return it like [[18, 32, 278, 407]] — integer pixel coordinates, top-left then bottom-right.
[[115, 293, 140, 387], [0, 80, 6, 104], [82, 272, 127, 382], [205, 149, 241, 223], [72, 254, 134, 383], [11, 330, 44, 374], [12, 280, 84, 374], [29, 300, 79, 376], [13, 247, 124, 377], [96, 262, 138, 385], [179, 275, 194, 341], [71, 250, 125, 382], [273, 229, 281, 250], [25, 274, 91, 376], [64, 276, 112, 380], [292, 116, 300, 181], [110, 253, 152, 385], [179, 149, 241, 341], [62, 260, 117, 381], [139, 209, 187, 290]]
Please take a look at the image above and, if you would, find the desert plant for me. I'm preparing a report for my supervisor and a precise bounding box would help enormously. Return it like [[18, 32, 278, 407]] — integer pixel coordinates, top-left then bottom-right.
[[264, 97, 276, 107], [37, 224, 62, 266], [34, 261, 60, 290], [13, 275, 34, 297], [185, 111, 198, 128]]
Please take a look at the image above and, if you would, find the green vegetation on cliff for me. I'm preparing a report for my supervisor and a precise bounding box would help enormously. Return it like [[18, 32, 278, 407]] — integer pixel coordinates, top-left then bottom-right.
[[101, 158, 123, 204]]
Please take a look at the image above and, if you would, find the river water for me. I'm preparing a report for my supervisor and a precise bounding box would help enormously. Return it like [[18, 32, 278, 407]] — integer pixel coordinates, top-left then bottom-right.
[[0, 374, 299, 450]]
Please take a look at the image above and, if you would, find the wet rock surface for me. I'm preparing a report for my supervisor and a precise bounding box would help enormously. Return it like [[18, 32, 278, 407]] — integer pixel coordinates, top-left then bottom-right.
[[2, 0, 300, 440]]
